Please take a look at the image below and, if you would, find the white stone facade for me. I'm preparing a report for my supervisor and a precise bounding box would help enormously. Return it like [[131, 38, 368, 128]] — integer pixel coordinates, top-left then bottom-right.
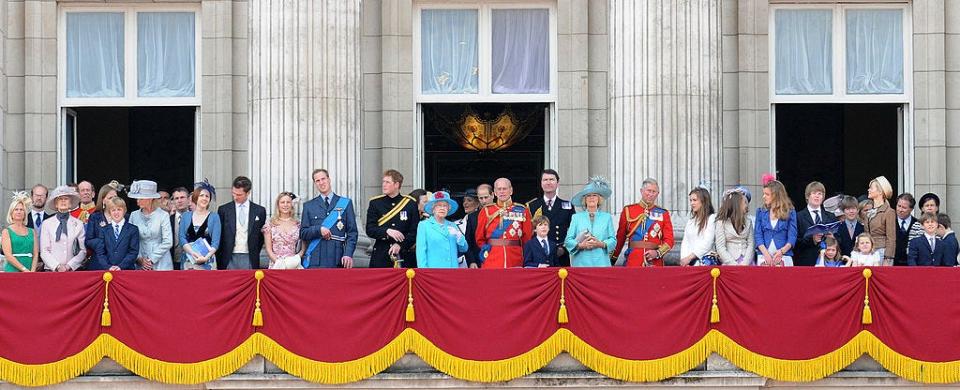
[[0, 1, 956, 221]]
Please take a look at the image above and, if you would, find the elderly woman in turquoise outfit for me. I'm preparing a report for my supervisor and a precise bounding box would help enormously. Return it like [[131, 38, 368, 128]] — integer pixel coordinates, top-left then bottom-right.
[[416, 191, 468, 268], [564, 177, 617, 267]]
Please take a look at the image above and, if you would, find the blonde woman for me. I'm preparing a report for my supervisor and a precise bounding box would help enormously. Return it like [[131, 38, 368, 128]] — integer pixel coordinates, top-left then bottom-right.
[[754, 180, 797, 266], [264, 192, 306, 269], [864, 176, 897, 265], [128, 180, 173, 271], [2, 192, 38, 272]]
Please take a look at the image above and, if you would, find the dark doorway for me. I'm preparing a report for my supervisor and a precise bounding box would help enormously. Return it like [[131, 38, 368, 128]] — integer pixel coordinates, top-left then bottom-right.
[[422, 103, 546, 209], [775, 104, 899, 206], [71, 106, 196, 197]]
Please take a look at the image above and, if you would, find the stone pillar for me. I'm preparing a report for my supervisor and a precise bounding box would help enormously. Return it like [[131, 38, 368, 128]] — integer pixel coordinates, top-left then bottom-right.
[[608, 0, 723, 218], [248, 0, 362, 214], [943, 0, 959, 217], [913, 0, 947, 208]]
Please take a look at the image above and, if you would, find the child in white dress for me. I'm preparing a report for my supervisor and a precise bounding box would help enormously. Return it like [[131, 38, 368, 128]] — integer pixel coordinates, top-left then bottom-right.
[[842, 233, 882, 267]]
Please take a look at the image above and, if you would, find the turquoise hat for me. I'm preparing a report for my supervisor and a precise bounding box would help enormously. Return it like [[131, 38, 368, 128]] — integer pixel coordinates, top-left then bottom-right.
[[424, 191, 459, 215], [571, 177, 613, 208]]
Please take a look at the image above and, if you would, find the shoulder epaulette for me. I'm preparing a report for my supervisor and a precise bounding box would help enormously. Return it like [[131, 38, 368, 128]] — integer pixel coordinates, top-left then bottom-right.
[[526, 198, 538, 207], [369, 194, 385, 201], [403, 195, 417, 201]]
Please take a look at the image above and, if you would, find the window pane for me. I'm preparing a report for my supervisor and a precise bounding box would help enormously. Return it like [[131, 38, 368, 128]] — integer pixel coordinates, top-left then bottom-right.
[[66, 13, 124, 98], [774, 9, 832, 95], [138, 12, 196, 97], [421, 9, 479, 94], [846, 9, 903, 94], [491, 9, 549, 94]]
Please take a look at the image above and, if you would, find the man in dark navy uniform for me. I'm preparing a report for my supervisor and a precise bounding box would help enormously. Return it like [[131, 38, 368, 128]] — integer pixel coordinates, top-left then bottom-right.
[[365, 170, 420, 268], [526, 169, 575, 267]]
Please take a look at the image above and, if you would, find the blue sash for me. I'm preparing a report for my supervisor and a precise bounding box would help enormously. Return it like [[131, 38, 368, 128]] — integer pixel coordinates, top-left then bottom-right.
[[303, 197, 350, 268]]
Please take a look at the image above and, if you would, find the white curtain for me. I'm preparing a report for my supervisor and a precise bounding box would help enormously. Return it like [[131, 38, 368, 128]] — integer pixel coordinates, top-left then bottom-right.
[[138, 12, 196, 97], [846, 9, 903, 94], [421, 9, 479, 94], [66, 13, 124, 98], [491, 9, 550, 94], [774, 9, 832, 95]]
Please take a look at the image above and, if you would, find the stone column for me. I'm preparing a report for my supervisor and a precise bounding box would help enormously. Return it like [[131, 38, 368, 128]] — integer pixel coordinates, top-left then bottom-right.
[[608, 0, 723, 218], [248, 0, 362, 213]]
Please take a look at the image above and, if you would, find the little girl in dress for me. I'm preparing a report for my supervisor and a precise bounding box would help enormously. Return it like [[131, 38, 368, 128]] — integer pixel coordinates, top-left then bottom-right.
[[842, 233, 883, 267]]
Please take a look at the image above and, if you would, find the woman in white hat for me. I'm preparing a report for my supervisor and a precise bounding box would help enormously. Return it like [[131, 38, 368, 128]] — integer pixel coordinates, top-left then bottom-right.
[[564, 177, 617, 267], [415, 191, 467, 268], [864, 176, 897, 265], [39, 186, 87, 272], [128, 180, 173, 271]]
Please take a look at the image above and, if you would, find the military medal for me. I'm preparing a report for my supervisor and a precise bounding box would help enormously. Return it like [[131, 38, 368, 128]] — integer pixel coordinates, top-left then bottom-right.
[[400, 211, 408, 221], [336, 210, 344, 231]]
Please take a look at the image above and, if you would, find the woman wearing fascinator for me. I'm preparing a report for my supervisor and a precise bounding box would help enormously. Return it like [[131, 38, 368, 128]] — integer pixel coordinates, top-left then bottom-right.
[[178, 180, 222, 270], [1, 192, 39, 272], [564, 177, 617, 267], [265, 191, 306, 269], [714, 187, 755, 265]]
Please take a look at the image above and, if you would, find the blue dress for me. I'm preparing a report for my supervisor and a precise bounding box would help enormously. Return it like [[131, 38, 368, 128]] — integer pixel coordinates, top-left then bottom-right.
[[416, 218, 468, 268], [564, 211, 617, 267]]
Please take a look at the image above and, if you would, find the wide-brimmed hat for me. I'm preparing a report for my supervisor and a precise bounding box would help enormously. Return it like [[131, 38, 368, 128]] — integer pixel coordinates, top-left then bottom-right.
[[823, 194, 844, 217], [127, 180, 162, 200], [461, 188, 479, 201], [872, 176, 893, 200], [46, 185, 81, 212], [571, 177, 613, 208], [425, 191, 459, 215]]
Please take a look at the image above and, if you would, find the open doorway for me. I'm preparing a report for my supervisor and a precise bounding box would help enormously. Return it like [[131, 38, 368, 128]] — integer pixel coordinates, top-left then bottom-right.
[[66, 106, 196, 195], [775, 104, 900, 204]]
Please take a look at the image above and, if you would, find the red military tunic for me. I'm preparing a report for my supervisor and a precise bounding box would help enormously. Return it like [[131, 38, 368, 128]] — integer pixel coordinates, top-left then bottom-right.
[[611, 201, 674, 267], [476, 201, 533, 268], [71, 203, 96, 224]]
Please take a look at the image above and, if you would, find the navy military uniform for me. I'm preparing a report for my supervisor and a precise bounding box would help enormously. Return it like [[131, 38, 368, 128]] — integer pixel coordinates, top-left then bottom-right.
[[365, 193, 420, 268], [526, 196, 576, 267], [300, 193, 358, 268]]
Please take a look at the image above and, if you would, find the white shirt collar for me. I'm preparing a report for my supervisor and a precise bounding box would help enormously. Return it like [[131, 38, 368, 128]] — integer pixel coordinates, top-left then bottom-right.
[[113, 219, 125, 228], [808, 206, 822, 214], [235, 200, 250, 209], [924, 232, 938, 240], [544, 195, 556, 204]]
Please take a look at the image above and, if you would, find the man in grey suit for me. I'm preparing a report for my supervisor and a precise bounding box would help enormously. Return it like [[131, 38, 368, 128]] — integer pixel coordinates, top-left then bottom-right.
[[216, 176, 267, 270], [300, 169, 358, 268]]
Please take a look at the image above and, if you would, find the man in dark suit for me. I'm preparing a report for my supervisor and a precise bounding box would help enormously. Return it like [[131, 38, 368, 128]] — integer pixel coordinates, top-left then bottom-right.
[[216, 176, 267, 270], [365, 170, 419, 268], [908, 213, 946, 266], [526, 169, 576, 267], [464, 184, 493, 268], [835, 196, 865, 256], [300, 169, 358, 268], [169, 187, 191, 270], [26, 184, 51, 235], [794, 182, 837, 266], [894, 193, 917, 266]]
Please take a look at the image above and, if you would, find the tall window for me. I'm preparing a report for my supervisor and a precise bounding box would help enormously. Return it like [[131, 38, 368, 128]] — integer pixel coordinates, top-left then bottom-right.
[[60, 6, 200, 105], [415, 3, 556, 102], [770, 4, 910, 102]]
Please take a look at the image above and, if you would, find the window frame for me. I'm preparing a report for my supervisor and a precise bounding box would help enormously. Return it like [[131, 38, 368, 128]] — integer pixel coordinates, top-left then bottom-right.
[[413, 1, 558, 103], [768, 3, 912, 104], [58, 3, 202, 107]]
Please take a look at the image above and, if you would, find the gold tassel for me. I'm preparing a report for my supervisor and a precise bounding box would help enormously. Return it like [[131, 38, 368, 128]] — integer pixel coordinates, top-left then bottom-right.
[[558, 268, 569, 324], [253, 270, 264, 327], [710, 268, 720, 324], [862, 268, 873, 325], [101, 272, 113, 327], [405, 269, 416, 322]]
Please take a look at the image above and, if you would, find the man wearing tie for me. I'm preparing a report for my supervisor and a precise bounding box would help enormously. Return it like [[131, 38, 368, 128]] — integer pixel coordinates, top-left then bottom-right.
[[907, 212, 946, 266], [216, 176, 267, 270], [300, 169, 358, 268], [169, 187, 191, 270], [894, 193, 917, 266], [26, 184, 51, 237], [794, 182, 837, 266], [526, 169, 575, 267]]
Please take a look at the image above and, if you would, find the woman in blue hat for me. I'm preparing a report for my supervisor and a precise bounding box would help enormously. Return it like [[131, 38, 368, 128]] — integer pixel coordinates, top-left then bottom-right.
[[564, 177, 617, 267], [416, 191, 468, 268]]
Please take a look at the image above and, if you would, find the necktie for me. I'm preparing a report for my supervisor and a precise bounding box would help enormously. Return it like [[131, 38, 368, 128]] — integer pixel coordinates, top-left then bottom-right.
[[114, 224, 121, 240], [541, 239, 549, 255], [848, 222, 855, 237], [901, 220, 907, 232], [546, 199, 553, 210], [35, 213, 42, 234], [238, 204, 247, 227], [324, 196, 330, 209], [175, 213, 181, 244], [930, 237, 936, 252], [813, 210, 821, 225]]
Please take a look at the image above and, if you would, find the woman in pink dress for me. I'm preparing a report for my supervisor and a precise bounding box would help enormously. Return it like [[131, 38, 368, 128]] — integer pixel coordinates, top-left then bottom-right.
[[264, 192, 306, 269]]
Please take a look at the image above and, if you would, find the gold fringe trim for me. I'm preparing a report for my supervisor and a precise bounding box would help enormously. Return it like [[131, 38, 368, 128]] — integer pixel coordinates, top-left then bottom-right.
[[564, 329, 712, 382], [0, 334, 108, 387], [409, 328, 562, 382], [105, 334, 256, 384], [258, 331, 410, 384], [863, 332, 960, 384], [712, 330, 867, 382]]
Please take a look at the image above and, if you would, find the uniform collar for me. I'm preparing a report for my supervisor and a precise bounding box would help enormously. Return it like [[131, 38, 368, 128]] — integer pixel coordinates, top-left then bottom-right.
[[497, 199, 514, 208]]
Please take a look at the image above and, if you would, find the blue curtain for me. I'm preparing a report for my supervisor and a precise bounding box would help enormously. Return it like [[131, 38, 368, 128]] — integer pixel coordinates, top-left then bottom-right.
[[421, 9, 479, 94], [846, 9, 903, 94], [491, 9, 550, 94], [774, 9, 832, 95], [138, 12, 196, 97], [66, 13, 124, 98]]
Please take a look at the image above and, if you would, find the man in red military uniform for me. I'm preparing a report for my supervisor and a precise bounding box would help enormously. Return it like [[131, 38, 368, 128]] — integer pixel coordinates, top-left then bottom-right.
[[476, 178, 533, 268], [611, 178, 674, 267]]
